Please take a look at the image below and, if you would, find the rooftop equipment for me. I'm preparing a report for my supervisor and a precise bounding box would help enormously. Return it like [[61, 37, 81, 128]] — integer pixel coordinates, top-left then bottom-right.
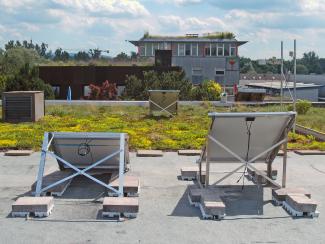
[[198, 112, 296, 189], [148, 90, 179, 117], [34, 132, 129, 197], [2, 91, 44, 122]]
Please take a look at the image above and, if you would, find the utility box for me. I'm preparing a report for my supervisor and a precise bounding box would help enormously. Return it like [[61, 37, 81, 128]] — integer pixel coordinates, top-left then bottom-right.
[[2, 91, 44, 122]]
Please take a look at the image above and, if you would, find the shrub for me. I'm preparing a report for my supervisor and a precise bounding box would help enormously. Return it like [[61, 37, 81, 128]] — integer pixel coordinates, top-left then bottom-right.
[[88, 80, 118, 100], [123, 70, 192, 100], [5, 63, 54, 99], [287, 99, 312, 115], [191, 80, 222, 101]]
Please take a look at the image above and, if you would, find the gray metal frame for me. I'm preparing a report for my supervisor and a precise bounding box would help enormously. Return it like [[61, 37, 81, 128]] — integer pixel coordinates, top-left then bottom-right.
[[199, 112, 296, 189], [148, 90, 179, 117], [34, 132, 126, 197]]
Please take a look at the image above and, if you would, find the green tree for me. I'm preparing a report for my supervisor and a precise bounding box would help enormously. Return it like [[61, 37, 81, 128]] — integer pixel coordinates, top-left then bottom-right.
[[75, 51, 90, 61], [5, 63, 54, 99], [301, 51, 322, 74], [89, 48, 102, 59], [1, 47, 42, 75], [123, 71, 192, 100], [54, 48, 70, 61], [296, 64, 309, 74], [114, 52, 129, 61]]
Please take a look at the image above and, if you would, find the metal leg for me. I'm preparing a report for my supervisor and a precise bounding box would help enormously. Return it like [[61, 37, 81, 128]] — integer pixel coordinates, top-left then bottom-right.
[[282, 130, 288, 188], [205, 141, 209, 187], [35, 133, 49, 196], [149, 100, 177, 117], [118, 133, 125, 197]]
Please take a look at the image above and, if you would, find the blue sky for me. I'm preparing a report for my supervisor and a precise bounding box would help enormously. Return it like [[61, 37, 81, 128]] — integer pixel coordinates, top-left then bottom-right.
[[0, 0, 325, 59]]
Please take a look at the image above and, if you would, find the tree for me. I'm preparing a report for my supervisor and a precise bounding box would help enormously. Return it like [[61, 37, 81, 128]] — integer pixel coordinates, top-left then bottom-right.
[[300, 51, 322, 74], [123, 71, 192, 100], [1, 47, 42, 75], [75, 51, 90, 61], [114, 52, 129, 61], [89, 48, 102, 59], [296, 64, 309, 74], [5, 63, 54, 99], [54, 48, 70, 61]]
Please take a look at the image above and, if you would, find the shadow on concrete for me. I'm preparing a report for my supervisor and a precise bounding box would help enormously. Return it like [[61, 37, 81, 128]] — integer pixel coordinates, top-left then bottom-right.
[[169, 187, 201, 218], [170, 184, 265, 218]]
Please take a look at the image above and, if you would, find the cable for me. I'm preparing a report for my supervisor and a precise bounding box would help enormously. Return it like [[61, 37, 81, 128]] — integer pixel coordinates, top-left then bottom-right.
[[237, 118, 254, 189]]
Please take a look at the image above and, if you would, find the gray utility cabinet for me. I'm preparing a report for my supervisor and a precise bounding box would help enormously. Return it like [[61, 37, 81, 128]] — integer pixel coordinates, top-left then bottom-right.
[[2, 91, 44, 122]]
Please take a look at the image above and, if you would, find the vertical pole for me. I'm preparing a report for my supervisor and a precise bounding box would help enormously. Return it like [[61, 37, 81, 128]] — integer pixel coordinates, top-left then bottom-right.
[[280, 41, 284, 109], [282, 129, 288, 188], [205, 141, 210, 187], [118, 133, 125, 197], [293, 40, 297, 133], [35, 132, 49, 196]]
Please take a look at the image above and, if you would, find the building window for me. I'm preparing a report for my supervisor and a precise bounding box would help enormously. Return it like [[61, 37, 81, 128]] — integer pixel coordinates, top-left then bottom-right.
[[83, 85, 91, 97], [215, 69, 225, 76], [192, 67, 202, 75], [52, 85, 60, 98], [139, 45, 145, 56], [159, 43, 165, 50], [224, 44, 230, 56], [205, 45, 211, 56], [191, 43, 198, 56], [217, 44, 224, 56], [153, 43, 159, 56], [146, 43, 153, 56], [230, 44, 236, 56], [211, 44, 217, 56], [178, 43, 185, 56], [185, 43, 191, 56]]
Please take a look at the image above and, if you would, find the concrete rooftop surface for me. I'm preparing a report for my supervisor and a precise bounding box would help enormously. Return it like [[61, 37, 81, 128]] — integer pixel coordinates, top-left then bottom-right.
[[0, 152, 324, 244]]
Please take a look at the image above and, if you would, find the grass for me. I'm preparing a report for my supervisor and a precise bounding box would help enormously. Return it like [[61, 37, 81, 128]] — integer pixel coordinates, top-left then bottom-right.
[[0, 104, 324, 151]]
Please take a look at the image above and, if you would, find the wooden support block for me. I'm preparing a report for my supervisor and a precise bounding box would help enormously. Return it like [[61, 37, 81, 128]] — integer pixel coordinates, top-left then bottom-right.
[[285, 194, 318, 213], [277, 149, 284, 156], [136, 150, 163, 157], [181, 166, 198, 180], [12, 197, 54, 217], [272, 187, 311, 203], [4, 150, 33, 156], [102, 197, 139, 217], [294, 150, 325, 155], [31, 170, 73, 196], [109, 175, 140, 196], [178, 150, 201, 156]]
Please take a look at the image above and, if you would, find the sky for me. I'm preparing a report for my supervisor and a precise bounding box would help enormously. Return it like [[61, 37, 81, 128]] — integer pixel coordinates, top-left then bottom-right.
[[0, 0, 325, 59]]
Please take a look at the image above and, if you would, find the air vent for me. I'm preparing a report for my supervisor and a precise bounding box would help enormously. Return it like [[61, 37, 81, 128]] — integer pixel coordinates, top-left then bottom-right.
[[2, 91, 44, 122]]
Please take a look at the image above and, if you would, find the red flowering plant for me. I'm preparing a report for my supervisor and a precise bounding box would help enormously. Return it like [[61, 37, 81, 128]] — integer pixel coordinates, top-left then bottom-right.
[[88, 80, 118, 100]]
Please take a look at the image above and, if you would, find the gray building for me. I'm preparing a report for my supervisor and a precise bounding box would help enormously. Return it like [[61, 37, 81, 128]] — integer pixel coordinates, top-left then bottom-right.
[[129, 33, 247, 86]]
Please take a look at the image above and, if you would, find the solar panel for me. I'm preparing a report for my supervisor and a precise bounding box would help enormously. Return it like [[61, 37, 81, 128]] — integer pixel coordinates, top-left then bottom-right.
[[51, 132, 129, 170], [207, 112, 296, 163]]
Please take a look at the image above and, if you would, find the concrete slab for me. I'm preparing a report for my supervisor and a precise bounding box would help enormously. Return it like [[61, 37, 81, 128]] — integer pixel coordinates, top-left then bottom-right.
[[294, 150, 325, 155], [109, 175, 140, 196], [188, 185, 201, 205], [31, 170, 73, 196], [12, 197, 54, 217], [102, 197, 139, 213], [272, 187, 311, 203], [178, 150, 201, 156], [136, 150, 163, 157], [2, 151, 325, 243], [286, 194, 318, 213], [4, 150, 33, 156], [200, 190, 225, 217]]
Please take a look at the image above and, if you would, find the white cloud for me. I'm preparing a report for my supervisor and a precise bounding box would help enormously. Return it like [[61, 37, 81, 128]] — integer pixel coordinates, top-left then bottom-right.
[[52, 0, 149, 17], [158, 15, 227, 33], [157, 0, 202, 5]]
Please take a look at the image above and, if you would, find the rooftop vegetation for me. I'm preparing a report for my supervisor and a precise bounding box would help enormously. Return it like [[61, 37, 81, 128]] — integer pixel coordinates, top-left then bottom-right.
[[0, 104, 324, 151], [142, 31, 236, 40]]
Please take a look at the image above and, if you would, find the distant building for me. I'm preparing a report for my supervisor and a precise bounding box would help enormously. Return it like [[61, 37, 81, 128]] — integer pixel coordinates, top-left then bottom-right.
[[129, 33, 247, 86]]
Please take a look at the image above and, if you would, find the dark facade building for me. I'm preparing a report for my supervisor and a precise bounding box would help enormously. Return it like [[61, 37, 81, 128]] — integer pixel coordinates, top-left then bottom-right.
[[39, 65, 181, 100], [129, 32, 247, 86]]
